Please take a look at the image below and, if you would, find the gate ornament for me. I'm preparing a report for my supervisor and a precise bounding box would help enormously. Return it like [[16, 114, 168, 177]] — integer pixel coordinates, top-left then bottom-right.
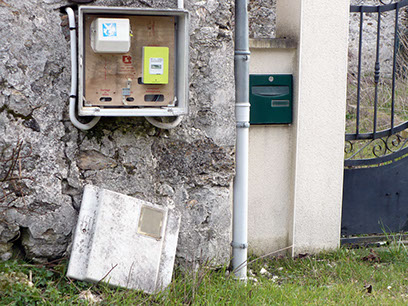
[[345, 133, 408, 166]]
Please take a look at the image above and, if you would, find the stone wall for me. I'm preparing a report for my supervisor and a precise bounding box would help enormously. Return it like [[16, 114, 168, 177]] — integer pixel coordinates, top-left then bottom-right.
[[0, 0, 235, 264], [348, 0, 408, 78], [248, 0, 276, 39]]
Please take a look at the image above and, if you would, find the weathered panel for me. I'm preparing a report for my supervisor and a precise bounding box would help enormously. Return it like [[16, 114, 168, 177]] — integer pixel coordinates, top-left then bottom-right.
[[342, 157, 408, 235]]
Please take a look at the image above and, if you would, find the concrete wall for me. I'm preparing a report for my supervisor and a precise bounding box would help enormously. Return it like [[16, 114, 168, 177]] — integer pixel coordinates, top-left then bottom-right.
[[248, 40, 296, 255], [248, 0, 350, 256], [290, 0, 349, 255]]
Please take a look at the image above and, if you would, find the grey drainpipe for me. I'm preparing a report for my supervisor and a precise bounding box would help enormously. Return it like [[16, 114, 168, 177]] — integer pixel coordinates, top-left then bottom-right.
[[232, 0, 250, 280]]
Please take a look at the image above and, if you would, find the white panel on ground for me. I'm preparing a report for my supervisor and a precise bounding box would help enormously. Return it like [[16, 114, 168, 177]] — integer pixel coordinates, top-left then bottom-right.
[[67, 185, 181, 293]]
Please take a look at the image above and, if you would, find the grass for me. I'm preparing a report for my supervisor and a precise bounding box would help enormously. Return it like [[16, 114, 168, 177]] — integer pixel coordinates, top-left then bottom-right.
[[345, 75, 408, 162], [346, 76, 408, 135], [2, 243, 408, 305]]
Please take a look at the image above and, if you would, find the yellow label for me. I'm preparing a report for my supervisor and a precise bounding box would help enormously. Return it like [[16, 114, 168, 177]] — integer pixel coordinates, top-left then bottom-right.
[[142, 47, 169, 84]]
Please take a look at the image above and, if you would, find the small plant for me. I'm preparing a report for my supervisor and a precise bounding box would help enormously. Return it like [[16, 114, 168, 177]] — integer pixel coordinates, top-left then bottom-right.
[[379, 223, 408, 260]]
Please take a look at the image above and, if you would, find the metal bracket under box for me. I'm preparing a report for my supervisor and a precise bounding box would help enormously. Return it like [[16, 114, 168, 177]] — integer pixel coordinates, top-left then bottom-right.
[[78, 6, 189, 117]]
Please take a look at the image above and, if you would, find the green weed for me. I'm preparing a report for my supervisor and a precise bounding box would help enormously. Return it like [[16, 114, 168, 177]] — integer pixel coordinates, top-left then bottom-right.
[[1, 245, 408, 304]]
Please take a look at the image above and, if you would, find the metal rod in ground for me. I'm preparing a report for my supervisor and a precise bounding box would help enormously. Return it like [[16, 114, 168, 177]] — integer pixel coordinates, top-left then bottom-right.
[[373, 8, 382, 138], [391, 3, 400, 134], [356, 8, 364, 136]]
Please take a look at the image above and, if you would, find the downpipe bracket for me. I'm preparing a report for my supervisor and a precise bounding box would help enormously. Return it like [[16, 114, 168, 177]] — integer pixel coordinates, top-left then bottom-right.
[[236, 122, 250, 128], [231, 242, 248, 249], [235, 50, 251, 61], [235, 102, 251, 123]]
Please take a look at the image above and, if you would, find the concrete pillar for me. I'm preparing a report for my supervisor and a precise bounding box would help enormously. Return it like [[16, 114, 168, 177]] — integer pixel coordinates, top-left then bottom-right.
[[248, 0, 349, 256], [248, 39, 297, 255], [277, 0, 350, 255]]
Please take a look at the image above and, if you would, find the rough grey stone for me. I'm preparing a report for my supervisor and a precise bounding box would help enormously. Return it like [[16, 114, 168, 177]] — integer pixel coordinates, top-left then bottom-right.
[[77, 150, 117, 170], [176, 186, 232, 264], [248, 0, 276, 39]]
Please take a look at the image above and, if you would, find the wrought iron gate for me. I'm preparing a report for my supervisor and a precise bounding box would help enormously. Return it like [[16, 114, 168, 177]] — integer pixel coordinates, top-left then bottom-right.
[[342, 0, 408, 235]]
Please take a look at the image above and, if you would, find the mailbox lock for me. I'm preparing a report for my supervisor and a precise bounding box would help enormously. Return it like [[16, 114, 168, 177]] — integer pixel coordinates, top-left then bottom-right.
[[268, 76, 274, 82]]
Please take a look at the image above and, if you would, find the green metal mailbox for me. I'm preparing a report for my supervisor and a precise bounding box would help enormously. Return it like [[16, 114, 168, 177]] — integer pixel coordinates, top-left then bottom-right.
[[249, 74, 293, 125]]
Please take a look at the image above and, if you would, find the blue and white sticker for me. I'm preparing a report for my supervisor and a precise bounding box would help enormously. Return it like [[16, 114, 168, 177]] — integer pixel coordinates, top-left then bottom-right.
[[102, 23, 117, 37]]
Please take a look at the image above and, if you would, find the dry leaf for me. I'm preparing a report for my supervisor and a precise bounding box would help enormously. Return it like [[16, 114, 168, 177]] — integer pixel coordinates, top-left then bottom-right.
[[363, 284, 373, 294], [362, 249, 380, 263], [78, 290, 103, 304]]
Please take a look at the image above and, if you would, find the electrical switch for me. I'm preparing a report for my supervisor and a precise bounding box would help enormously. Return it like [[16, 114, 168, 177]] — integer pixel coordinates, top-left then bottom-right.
[[90, 18, 131, 53], [142, 47, 169, 84]]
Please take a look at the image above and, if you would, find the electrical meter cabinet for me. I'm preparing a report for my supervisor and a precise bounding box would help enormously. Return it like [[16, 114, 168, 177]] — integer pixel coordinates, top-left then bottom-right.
[[78, 6, 189, 117]]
